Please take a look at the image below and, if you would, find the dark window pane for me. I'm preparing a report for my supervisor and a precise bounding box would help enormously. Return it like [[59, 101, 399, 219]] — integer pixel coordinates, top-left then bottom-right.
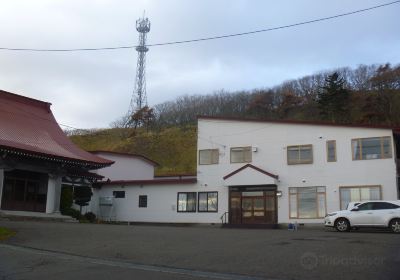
[[361, 138, 381, 159], [113, 191, 125, 198], [207, 192, 218, 212], [198, 193, 208, 211], [138, 195, 147, 208], [383, 137, 392, 158], [357, 202, 374, 211]]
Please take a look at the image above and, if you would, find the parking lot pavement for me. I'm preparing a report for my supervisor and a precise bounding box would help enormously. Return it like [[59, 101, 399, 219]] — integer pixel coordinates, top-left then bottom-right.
[[1, 221, 400, 280]]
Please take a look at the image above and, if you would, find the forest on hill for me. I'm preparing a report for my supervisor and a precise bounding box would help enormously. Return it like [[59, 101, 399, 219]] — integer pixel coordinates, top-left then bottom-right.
[[70, 63, 400, 175]]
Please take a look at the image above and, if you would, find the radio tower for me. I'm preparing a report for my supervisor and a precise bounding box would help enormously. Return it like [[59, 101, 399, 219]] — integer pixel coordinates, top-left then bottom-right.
[[127, 13, 151, 127]]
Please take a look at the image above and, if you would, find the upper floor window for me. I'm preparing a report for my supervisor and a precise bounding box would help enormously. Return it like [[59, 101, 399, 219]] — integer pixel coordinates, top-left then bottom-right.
[[326, 140, 337, 162], [230, 146, 252, 163], [199, 149, 219, 165], [287, 145, 313, 165], [352, 136, 392, 160]]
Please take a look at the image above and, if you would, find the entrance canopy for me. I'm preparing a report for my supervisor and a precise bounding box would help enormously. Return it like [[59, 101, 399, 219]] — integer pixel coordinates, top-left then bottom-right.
[[223, 164, 278, 186]]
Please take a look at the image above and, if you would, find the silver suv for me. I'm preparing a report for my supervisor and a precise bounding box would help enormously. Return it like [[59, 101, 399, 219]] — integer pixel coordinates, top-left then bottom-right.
[[325, 200, 400, 233]]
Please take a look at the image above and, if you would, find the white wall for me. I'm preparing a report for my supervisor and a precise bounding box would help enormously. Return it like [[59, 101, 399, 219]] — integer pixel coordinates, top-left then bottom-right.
[[46, 175, 62, 214], [91, 183, 222, 223], [197, 119, 398, 224], [92, 152, 155, 181]]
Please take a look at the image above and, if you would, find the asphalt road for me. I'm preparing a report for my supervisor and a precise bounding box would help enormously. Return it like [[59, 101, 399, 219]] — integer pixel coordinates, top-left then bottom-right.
[[1, 221, 400, 280]]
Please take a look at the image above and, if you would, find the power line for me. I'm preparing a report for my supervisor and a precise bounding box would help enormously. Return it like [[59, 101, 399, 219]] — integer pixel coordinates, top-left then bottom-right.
[[0, 1, 398, 52]]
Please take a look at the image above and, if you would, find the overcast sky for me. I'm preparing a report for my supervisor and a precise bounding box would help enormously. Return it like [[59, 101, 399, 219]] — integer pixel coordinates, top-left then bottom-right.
[[0, 0, 399, 129]]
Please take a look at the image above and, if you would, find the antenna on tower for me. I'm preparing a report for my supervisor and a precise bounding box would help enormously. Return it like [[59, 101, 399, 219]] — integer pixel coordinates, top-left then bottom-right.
[[126, 12, 151, 128]]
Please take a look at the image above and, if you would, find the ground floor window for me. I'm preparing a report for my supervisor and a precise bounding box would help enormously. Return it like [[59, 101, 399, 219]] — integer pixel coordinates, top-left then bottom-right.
[[198, 192, 218, 212], [113, 191, 125, 198], [177, 192, 196, 212], [138, 195, 147, 208], [289, 187, 326, 219], [339, 185, 381, 210]]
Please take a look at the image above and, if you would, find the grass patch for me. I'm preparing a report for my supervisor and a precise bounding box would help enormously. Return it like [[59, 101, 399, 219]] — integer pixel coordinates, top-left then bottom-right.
[[0, 227, 15, 241]]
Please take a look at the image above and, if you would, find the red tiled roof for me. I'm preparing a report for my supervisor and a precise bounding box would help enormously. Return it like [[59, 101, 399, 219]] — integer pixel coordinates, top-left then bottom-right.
[[89, 150, 159, 166], [0, 90, 114, 168]]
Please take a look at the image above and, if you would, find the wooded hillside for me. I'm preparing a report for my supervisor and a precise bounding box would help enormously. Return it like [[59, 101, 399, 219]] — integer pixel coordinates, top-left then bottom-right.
[[70, 63, 400, 175]]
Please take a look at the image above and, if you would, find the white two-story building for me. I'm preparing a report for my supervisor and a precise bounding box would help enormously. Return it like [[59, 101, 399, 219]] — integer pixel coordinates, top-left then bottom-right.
[[90, 116, 399, 227]]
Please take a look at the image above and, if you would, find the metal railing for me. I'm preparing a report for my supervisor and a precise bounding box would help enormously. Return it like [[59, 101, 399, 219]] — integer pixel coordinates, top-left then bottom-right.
[[220, 211, 229, 224]]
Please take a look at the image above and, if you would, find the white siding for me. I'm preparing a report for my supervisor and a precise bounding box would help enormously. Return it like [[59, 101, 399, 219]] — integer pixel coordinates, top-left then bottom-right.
[[197, 119, 397, 224], [92, 183, 221, 223], [92, 152, 155, 181]]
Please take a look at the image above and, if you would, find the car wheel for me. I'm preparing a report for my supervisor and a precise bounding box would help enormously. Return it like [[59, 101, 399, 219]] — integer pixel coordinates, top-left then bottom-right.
[[335, 218, 350, 232], [389, 219, 400, 233]]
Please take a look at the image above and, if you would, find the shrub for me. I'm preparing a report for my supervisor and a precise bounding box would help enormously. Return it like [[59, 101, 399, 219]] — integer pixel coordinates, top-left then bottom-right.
[[62, 208, 82, 220], [60, 186, 73, 214], [84, 212, 97, 223]]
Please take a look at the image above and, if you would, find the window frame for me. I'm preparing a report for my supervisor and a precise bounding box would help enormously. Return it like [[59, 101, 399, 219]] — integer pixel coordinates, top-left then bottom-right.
[[138, 195, 147, 208], [113, 191, 125, 198], [351, 136, 392, 160], [326, 140, 337, 162], [287, 144, 313, 165], [230, 146, 252, 164], [199, 149, 219, 165], [289, 186, 326, 219], [339, 185, 382, 210], [177, 192, 197, 213], [198, 192, 218, 213]]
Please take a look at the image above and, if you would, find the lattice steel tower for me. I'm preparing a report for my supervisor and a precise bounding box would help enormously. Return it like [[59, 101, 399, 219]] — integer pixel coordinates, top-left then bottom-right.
[[127, 14, 151, 124]]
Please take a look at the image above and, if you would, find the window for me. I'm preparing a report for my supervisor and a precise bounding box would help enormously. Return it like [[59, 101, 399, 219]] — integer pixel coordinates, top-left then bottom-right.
[[356, 202, 374, 211], [352, 136, 392, 160], [287, 145, 313, 165], [289, 187, 326, 218], [373, 202, 400, 210], [113, 191, 125, 198], [326, 140, 337, 162], [230, 146, 252, 163], [339, 186, 381, 210], [177, 192, 197, 212], [198, 192, 218, 212], [138, 195, 147, 208], [199, 149, 219, 165]]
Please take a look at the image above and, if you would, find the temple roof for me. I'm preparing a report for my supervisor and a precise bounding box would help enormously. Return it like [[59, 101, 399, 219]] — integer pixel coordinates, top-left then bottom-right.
[[0, 90, 113, 168]]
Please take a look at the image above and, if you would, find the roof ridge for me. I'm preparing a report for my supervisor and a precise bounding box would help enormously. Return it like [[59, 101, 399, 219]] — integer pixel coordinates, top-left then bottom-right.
[[0, 90, 51, 110], [198, 115, 398, 130]]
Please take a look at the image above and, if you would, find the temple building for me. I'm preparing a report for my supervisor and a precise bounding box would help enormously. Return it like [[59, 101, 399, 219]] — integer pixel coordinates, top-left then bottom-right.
[[0, 90, 113, 214]]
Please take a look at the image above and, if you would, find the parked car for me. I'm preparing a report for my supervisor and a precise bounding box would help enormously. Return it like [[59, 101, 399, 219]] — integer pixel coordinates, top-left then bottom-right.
[[325, 200, 400, 233]]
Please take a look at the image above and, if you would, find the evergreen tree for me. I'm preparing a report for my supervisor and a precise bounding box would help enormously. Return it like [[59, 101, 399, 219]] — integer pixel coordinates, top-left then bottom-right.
[[317, 72, 350, 123]]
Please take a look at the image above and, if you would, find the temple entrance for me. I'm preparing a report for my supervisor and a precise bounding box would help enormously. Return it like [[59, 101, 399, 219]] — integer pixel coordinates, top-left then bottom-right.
[[1, 170, 48, 212], [229, 185, 277, 226]]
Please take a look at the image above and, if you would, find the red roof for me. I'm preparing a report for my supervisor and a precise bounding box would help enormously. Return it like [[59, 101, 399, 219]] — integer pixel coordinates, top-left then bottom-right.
[[198, 116, 398, 130], [0, 90, 113, 168], [223, 164, 278, 180], [96, 178, 197, 187]]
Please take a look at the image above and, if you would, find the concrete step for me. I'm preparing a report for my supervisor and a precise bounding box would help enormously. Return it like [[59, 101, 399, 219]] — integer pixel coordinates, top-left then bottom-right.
[[0, 210, 78, 223]]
